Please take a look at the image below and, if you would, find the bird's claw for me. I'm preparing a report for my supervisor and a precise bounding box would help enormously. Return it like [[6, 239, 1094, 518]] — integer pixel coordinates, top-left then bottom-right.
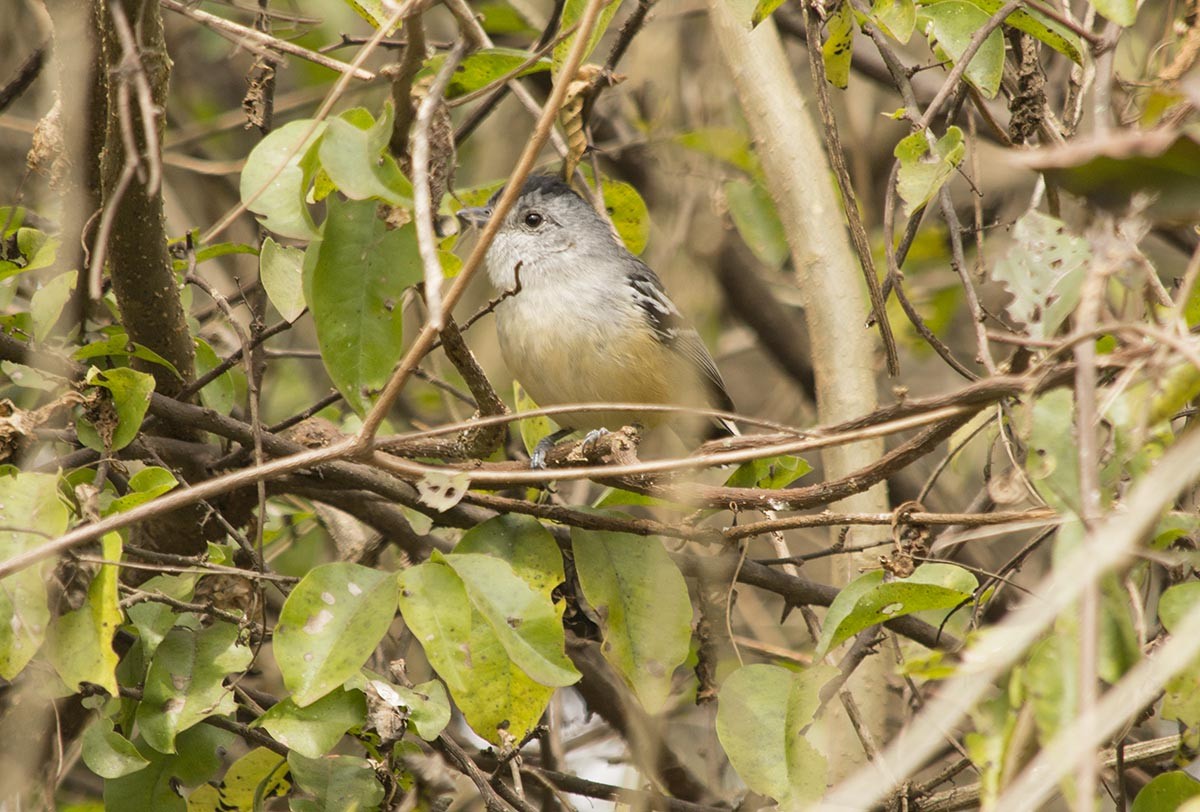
[[580, 428, 609, 454]]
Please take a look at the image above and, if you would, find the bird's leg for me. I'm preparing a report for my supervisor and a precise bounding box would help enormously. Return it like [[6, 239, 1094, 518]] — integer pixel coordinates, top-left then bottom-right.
[[580, 427, 609, 453], [531, 427, 575, 470]]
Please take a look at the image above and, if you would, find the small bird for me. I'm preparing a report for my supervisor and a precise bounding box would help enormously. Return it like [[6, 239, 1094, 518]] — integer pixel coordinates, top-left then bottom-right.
[[458, 175, 735, 467]]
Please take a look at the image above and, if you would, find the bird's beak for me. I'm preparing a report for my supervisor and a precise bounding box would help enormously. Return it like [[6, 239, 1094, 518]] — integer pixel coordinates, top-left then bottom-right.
[[456, 206, 492, 229]]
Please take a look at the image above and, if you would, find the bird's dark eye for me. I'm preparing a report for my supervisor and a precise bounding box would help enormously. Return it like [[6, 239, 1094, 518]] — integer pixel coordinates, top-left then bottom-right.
[[523, 211, 544, 228]]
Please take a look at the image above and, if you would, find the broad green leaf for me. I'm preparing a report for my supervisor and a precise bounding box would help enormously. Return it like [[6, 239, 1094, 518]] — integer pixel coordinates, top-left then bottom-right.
[[82, 719, 150, 779], [259, 237, 307, 323], [478, 2, 538, 34], [456, 514, 564, 598], [815, 563, 977, 657], [1158, 584, 1200, 736], [78, 366, 155, 452], [318, 105, 412, 205], [553, 0, 623, 76], [340, 0, 402, 31], [30, 269, 76, 342], [274, 562, 398, 707], [515, 381, 556, 458], [724, 178, 789, 268], [192, 338, 235, 416], [104, 725, 234, 812], [136, 621, 252, 753], [872, 0, 916, 42], [397, 559, 558, 743], [307, 198, 422, 414], [72, 333, 182, 379], [571, 528, 692, 712], [186, 747, 289, 811], [716, 663, 837, 807], [675, 128, 762, 177], [0, 360, 59, 392], [724, 454, 811, 490], [1023, 634, 1076, 749], [991, 210, 1089, 340], [47, 531, 123, 694], [965, 674, 1022, 806], [441, 552, 580, 687], [0, 206, 26, 237], [240, 118, 328, 240], [1160, 582, 1200, 633], [822, 1, 854, 89], [255, 689, 367, 758], [422, 48, 551, 98], [962, 0, 1083, 63], [917, 2, 1004, 98], [1132, 773, 1200, 812], [0, 472, 66, 678], [287, 752, 384, 812], [894, 126, 965, 216], [17, 227, 58, 271], [1089, 0, 1135, 27]]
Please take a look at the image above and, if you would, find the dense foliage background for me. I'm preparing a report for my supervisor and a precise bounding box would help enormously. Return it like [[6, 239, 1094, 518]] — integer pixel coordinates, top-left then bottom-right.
[[2, 0, 1200, 809]]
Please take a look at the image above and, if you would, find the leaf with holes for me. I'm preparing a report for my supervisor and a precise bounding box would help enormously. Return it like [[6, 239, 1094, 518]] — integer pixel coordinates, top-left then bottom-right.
[[274, 563, 398, 707], [416, 470, 472, 512], [991, 210, 1089, 340], [815, 563, 977, 657], [571, 528, 692, 712], [77, 366, 155, 452]]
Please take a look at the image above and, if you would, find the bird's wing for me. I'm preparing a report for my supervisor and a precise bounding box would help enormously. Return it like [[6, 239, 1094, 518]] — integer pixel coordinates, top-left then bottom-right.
[[625, 260, 737, 434]]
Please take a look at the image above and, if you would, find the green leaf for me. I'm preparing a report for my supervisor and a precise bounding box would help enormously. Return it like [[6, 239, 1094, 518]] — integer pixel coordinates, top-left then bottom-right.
[[601, 178, 651, 255], [396, 559, 560, 743], [78, 366, 156, 452], [47, 531, 123, 694], [340, 0, 402, 30], [675, 128, 762, 177], [553, 0, 623, 76], [751, 0, 786, 26], [287, 752, 384, 812], [30, 269, 76, 342], [917, 2, 1004, 98], [1023, 390, 1082, 514], [17, 227, 59, 272], [72, 333, 182, 379], [716, 663, 837, 807], [894, 125, 965, 216], [136, 621, 252, 753], [724, 178, 789, 268], [1132, 773, 1200, 812], [456, 514, 565, 598], [441, 552, 580, 687], [240, 118, 328, 240], [0, 472, 67, 679], [991, 210, 1089, 341], [962, 0, 1083, 63], [82, 719, 150, 779], [515, 381, 556, 458], [307, 198, 422, 414], [126, 573, 199, 660], [192, 338, 236, 415], [571, 527, 692, 712], [871, 0, 916, 42], [815, 563, 977, 657], [259, 237, 307, 323], [104, 725, 234, 812], [187, 747, 289, 811], [724, 454, 811, 490], [822, 1, 855, 89], [318, 105, 412, 205], [423, 48, 551, 99], [478, 2, 538, 35], [255, 689, 367, 759], [274, 562, 398, 707], [1088, 0, 1135, 27], [0, 206, 26, 237]]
